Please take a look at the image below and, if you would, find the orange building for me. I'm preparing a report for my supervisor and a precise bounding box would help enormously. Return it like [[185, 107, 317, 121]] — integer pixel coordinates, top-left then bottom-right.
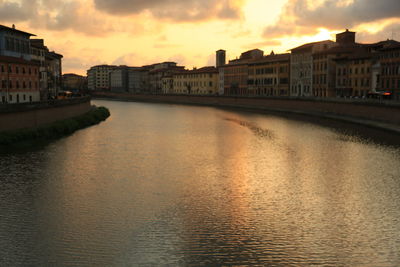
[[379, 43, 400, 100], [0, 55, 40, 104], [247, 52, 290, 96]]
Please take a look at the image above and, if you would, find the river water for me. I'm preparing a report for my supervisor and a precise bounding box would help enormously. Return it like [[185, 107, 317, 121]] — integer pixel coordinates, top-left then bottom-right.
[[1, 99, 400, 266]]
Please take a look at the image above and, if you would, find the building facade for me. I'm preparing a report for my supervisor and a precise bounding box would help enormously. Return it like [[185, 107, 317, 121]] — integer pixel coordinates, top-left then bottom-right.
[[46, 51, 63, 99], [148, 62, 184, 94], [128, 67, 149, 93], [87, 65, 116, 91], [0, 24, 61, 103], [290, 40, 336, 97], [0, 56, 40, 103], [247, 52, 290, 96], [173, 67, 218, 95], [379, 43, 400, 100], [30, 39, 48, 99], [0, 24, 33, 61], [110, 66, 129, 92], [62, 73, 87, 92]]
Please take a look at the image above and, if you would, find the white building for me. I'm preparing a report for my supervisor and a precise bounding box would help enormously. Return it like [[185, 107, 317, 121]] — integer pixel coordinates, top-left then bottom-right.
[[128, 67, 149, 93], [290, 40, 336, 97], [110, 66, 128, 92], [87, 65, 116, 91]]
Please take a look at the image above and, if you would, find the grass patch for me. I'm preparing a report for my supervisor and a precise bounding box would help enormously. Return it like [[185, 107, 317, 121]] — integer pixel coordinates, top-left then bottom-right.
[[0, 106, 110, 148]]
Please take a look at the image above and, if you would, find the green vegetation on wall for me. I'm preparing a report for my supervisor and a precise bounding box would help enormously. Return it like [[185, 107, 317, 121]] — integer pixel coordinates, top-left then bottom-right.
[[0, 106, 110, 147]]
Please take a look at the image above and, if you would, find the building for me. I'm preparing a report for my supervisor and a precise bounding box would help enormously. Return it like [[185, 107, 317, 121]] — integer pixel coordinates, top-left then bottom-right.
[[222, 49, 264, 96], [148, 62, 185, 94], [173, 67, 219, 95], [378, 42, 400, 100], [62, 73, 87, 92], [0, 25, 43, 103], [216, 49, 226, 68], [247, 52, 290, 96], [218, 67, 225, 95], [46, 51, 63, 98], [161, 75, 174, 94], [87, 65, 116, 91], [0, 24, 34, 61], [110, 66, 129, 92], [128, 67, 149, 93], [290, 40, 336, 97], [0, 55, 40, 103], [30, 39, 48, 99]]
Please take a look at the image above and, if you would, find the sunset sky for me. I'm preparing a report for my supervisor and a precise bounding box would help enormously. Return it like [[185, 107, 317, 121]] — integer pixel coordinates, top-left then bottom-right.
[[0, 0, 399, 75]]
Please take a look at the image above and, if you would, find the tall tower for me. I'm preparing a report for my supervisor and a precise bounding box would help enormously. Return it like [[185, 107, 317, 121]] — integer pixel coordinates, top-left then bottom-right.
[[216, 49, 226, 68]]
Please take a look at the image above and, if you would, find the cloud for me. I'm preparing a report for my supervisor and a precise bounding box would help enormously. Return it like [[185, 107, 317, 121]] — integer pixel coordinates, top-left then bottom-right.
[[0, 0, 37, 21], [247, 40, 282, 48], [94, 0, 244, 22], [264, 0, 400, 38], [357, 21, 400, 42], [112, 53, 141, 66], [0, 0, 115, 36]]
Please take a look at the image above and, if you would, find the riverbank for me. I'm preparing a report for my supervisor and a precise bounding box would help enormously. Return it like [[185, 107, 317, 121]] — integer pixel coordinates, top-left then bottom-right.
[[0, 106, 110, 148], [91, 92, 400, 135]]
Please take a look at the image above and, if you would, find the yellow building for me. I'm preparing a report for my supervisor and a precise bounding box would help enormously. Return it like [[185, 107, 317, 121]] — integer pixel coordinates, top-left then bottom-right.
[[173, 67, 219, 95], [247, 52, 290, 96]]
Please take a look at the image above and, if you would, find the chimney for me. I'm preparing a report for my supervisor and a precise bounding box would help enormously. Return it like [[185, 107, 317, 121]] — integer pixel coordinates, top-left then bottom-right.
[[12, 24, 15, 29]]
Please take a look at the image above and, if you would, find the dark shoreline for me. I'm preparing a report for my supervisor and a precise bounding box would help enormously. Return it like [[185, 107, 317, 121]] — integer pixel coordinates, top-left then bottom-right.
[[0, 106, 110, 150]]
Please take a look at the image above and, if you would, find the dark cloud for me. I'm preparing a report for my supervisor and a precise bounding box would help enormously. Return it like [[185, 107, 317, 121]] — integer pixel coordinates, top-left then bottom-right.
[[0, 0, 37, 21], [357, 22, 400, 42], [94, 0, 243, 21], [264, 0, 400, 38]]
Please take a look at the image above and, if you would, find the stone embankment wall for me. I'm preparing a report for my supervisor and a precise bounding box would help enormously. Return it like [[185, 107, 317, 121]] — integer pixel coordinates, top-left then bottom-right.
[[0, 97, 92, 132], [93, 92, 400, 132]]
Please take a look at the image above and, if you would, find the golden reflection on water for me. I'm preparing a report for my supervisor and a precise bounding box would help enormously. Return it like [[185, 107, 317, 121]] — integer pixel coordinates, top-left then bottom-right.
[[0, 100, 400, 266]]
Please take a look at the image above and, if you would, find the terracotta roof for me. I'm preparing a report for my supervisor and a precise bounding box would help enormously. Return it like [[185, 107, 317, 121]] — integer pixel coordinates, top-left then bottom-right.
[[248, 53, 290, 65], [314, 44, 362, 55], [149, 66, 185, 74], [362, 39, 400, 48], [378, 42, 400, 51], [188, 66, 218, 74]]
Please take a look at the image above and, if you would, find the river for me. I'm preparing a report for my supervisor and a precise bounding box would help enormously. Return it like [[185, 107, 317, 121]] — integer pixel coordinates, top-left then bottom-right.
[[1, 99, 400, 266]]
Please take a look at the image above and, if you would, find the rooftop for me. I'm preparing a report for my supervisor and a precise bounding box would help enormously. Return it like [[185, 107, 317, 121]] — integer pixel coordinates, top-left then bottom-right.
[[0, 24, 36, 37], [290, 40, 334, 52]]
